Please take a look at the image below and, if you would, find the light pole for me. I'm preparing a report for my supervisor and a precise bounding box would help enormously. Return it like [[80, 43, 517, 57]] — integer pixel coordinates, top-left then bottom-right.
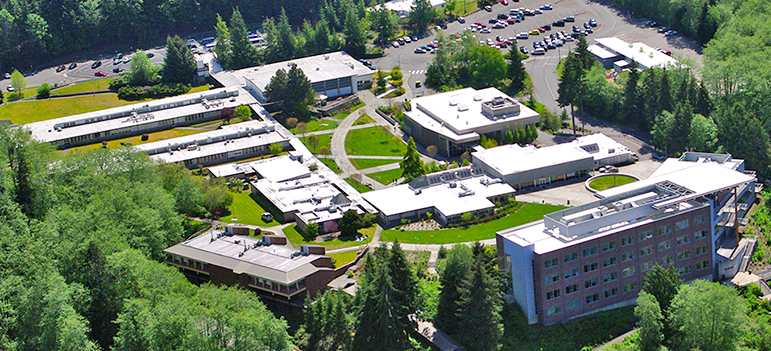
[[380, 26, 384, 47]]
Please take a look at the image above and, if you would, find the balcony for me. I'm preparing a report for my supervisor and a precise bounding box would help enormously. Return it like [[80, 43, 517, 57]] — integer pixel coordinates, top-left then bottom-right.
[[248, 280, 306, 296]]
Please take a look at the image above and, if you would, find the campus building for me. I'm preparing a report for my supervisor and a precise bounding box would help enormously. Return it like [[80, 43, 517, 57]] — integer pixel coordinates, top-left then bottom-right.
[[381, 0, 447, 17], [234, 51, 374, 103], [24, 87, 258, 149], [589, 37, 679, 71], [472, 133, 632, 190], [403, 87, 540, 157], [496, 152, 756, 325], [248, 155, 377, 234], [361, 166, 516, 228], [135, 120, 291, 168], [164, 228, 335, 305]]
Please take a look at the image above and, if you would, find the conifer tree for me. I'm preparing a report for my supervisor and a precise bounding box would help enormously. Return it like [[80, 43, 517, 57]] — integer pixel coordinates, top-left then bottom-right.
[[455, 260, 503, 351]]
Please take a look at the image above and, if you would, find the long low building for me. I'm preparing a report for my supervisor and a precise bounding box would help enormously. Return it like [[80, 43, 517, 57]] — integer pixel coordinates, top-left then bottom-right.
[[497, 152, 756, 325], [591, 37, 679, 71], [472, 133, 632, 189], [165, 228, 335, 305], [24, 87, 258, 149], [135, 120, 291, 168], [234, 51, 374, 103], [362, 166, 516, 228], [403, 87, 540, 157]]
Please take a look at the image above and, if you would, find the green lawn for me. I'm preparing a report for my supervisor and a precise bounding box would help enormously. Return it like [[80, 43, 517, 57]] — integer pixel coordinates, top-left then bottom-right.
[[64, 128, 205, 155], [331, 102, 364, 119], [291, 119, 339, 134], [283, 224, 376, 251], [318, 158, 342, 174], [353, 114, 375, 126], [0, 94, 140, 125], [380, 203, 566, 244], [589, 175, 638, 191], [345, 126, 406, 156], [189, 85, 210, 93], [218, 191, 280, 227], [367, 168, 403, 185], [328, 250, 360, 268], [349, 158, 399, 170], [303, 133, 332, 154], [345, 178, 373, 193], [51, 78, 113, 95]]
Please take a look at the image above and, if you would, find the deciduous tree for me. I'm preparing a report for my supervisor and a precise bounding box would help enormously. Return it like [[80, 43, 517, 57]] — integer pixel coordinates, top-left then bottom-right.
[[635, 291, 664, 351]]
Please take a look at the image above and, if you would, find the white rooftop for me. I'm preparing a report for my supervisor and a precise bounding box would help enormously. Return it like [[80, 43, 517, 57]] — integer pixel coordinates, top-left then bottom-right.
[[24, 87, 256, 144], [234, 51, 372, 92], [382, 0, 446, 13], [648, 152, 744, 179], [473, 143, 592, 175], [207, 155, 311, 182], [362, 167, 515, 217], [406, 87, 539, 142], [587, 44, 618, 60], [595, 37, 680, 69]]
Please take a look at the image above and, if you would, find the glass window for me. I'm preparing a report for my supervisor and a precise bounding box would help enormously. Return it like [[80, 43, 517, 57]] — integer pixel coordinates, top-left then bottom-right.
[[583, 246, 597, 257], [639, 230, 653, 241], [657, 225, 672, 236], [657, 256, 673, 266], [622, 267, 636, 278], [676, 235, 691, 245], [585, 293, 600, 304], [564, 268, 579, 279], [604, 288, 619, 298], [603, 272, 618, 283], [545, 274, 560, 285], [696, 260, 709, 270], [640, 245, 654, 257], [621, 235, 634, 246], [566, 299, 581, 309], [583, 262, 598, 273], [658, 240, 672, 251], [693, 213, 708, 225], [694, 230, 709, 240], [621, 251, 636, 262], [677, 250, 691, 261], [547, 305, 561, 315], [695, 245, 709, 255], [585, 278, 599, 289], [675, 219, 690, 231], [623, 282, 637, 292], [566, 283, 580, 294], [678, 265, 692, 275], [546, 289, 561, 300], [602, 241, 616, 252], [641, 261, 655, 272], [564, 252, 578, 263], [603, 257, 617, 267], [544, 257, 559, 268]]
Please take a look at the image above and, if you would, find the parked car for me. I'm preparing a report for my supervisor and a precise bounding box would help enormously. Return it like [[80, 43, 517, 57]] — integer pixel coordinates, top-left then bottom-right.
[[415, 80, 421, 88], [517, 32, 529, 39], [658, 27, 668, 33], [665, 30, 678, 37], [414, 48, 426, 53], [631, 153, 639, 161], [480, 28, 491, 33], [6, 85, 14, 91], [68, 62, 77, 69], [3, 72, 10, 79], [56, 65, 65, 72], [553, 19, 565, 27], [533, 9, 542, 14], [501, 0, 508, 5], [659, 49, 672, 56], [584, 22, 591, 29], [519, 46, 528, 54], [113, 67, 124, 73], [497, 13, 508, 19], [441, 23, 447, 29], [585, 28, 593, 34], [94, 71, 106, 76], [542, 24, 551, 30], [91, 61, 101, 69], [261, 212, 274, 222], [564, 16, 575, 22], [114, 53, 123, 60], [532, 48, 545, 55], [589, 19, 598, 27], [528, 29, 540, 35], [540, 4, 553, 10], [652, 152, 666, 161], [146, 52, 155, 58], [123, 57, 131, 64], [573, 25, 581, 32], [485, 5, 492, 11], [392, 41, 400, 48], [412, 36, 418, 41]]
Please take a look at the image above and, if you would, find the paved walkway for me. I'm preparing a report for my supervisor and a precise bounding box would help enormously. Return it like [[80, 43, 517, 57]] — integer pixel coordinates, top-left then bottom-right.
[[593, 329, 636, 351], [417, 319, 466, 351]]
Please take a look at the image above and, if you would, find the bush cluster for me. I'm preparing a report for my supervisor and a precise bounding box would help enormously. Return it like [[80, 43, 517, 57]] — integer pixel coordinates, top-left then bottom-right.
[[118, 83, 191, 101]]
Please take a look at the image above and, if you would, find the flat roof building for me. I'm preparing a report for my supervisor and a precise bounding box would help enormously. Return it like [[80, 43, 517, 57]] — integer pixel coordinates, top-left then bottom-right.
[[497, 153, 755, 325], [135, 120, 291, 168], [361, 166, 516, 228], [233, 51, 374, 103], [403, 87, 540, 157], [472, 133, 632, 189], [165, 229, 335, 304], [592, 37, 679, 71], [24, 87, 258, 149], [382, 0, 447, 16]]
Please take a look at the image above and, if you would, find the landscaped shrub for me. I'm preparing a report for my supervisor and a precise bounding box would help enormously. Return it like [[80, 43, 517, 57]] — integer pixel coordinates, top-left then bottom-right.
[[145, 83, 190, 99], [117, 85, 143, 100], [36, 83, 52, 99]]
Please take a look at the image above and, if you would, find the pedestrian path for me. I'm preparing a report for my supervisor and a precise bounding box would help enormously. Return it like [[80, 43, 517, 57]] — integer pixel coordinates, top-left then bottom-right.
[[409, 69, 426, 74]]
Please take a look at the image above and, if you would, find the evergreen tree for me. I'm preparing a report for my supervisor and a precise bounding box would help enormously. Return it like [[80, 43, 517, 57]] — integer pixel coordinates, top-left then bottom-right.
[[425, 32, 455, 89], [371, 7, 398, 46], [400, 137, 424, 181], [228, 7, 258, 69], [388, 240, 420, 313], [213, 14, 231, 68], [507, 46, 526, 95], [694, 81, 712, 117], [671, 102, 694, 154], [342, 7, 366, 58], [265, 8, 297, 63], [264, 68, 289, 103], [435, 245, 473, 335], [557, 52, 585, 135], [410, 0, 437, 33], [285, 63, 315, 120], [574, 35, 594, 70], [622, 60, 641, 128], [659, 69, 673, 113], [455, 260, 503, 351], [162, 35, 195, 84], [639, 68, 661, 132], [642, 265, 682, 344], [716, 103, 771, 180], [503, 126, 513, 144]]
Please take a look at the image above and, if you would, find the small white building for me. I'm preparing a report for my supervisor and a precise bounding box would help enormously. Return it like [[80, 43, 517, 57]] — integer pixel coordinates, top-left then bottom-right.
[[382, 0, 447, 16], [592, 37, 679, 71]]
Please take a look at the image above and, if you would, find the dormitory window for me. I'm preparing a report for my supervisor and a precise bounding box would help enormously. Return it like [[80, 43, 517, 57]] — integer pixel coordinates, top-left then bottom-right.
[[586, 294, 600, 304], [603, 272, 618, 283], [623, 282, 637, 292], [621, 252, 635, 262], [694, 230, 709, 240], [696, 260, 709, 270], [693, 213, 708, 225], [641, 261, 655, 272], [545, 274, 560, 285], [604, 288, 618, 298], [546, 289, 561, 300], [622, 267, 636, 278], [676, 235, 691, 245], [585, 278, 599, 289], [678, 265, 692, 275], [602, 241, 616, 252], [583, 262, 598, 273], [657, 225, 672, 236], [657, 256, 673, 266], [640, 245, 654, 257], [675, 219, 690, 231], [583, 247, 597, 257], [544, 257, 559, 268], [658, 240, 672, 251], [566, 299, 581, 310], [695, 245, 709, 255], [677, 250, 691, 261], [621, 235, 634, 246], [639, 230, 653, 241], [564, 268, 578, 279], [566, 284, 580, 294], [564, 252, 578, 263], [547, 305, 561, 316], [602, 257, 617, 267]]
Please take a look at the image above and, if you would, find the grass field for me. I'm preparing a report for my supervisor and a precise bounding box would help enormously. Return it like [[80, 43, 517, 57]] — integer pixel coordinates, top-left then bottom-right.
[[218, 191, 280, 227], [367, 168, 403, 185], [345, 126, 407, 156], [318, 158, 342, 173], [290, 119, 339, 134], [349, 158, 399, 170], [65, 128, 205, 155], [331, 102, 364, 119], [588, 175, 638, 191], [0, 94, 138, 125], [345, 178, 372, 193], [52, 78, 113, 95], [303, 133, 332, 154], [353, 114, 375, 126], [283, 224, 375, 251], [380, 203, 566, 244], [328, 250, 360, 268]]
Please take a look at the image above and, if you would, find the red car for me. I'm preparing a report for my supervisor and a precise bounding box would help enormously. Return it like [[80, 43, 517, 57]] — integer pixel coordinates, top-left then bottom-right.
[[95, 71, 107, 77], [501, 0, 509, 4]]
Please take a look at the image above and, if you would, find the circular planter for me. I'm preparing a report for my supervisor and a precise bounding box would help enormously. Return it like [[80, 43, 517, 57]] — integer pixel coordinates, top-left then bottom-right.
[[585, 173, 641, 193]]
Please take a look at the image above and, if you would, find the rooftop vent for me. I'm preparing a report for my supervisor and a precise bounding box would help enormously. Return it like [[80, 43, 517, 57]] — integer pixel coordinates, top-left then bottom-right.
[[457, 103, 469, 112], [449, 98, 458, 106], [492, 96, 505, 106], [473, 94, 483, 101]]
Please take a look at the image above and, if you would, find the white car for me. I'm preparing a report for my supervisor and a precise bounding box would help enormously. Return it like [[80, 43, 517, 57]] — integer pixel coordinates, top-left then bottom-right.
[[6, 85, 14, 92], [3, 72, 10, 79], [392, 41, 400, 48], [123, 57, 131, 64]]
